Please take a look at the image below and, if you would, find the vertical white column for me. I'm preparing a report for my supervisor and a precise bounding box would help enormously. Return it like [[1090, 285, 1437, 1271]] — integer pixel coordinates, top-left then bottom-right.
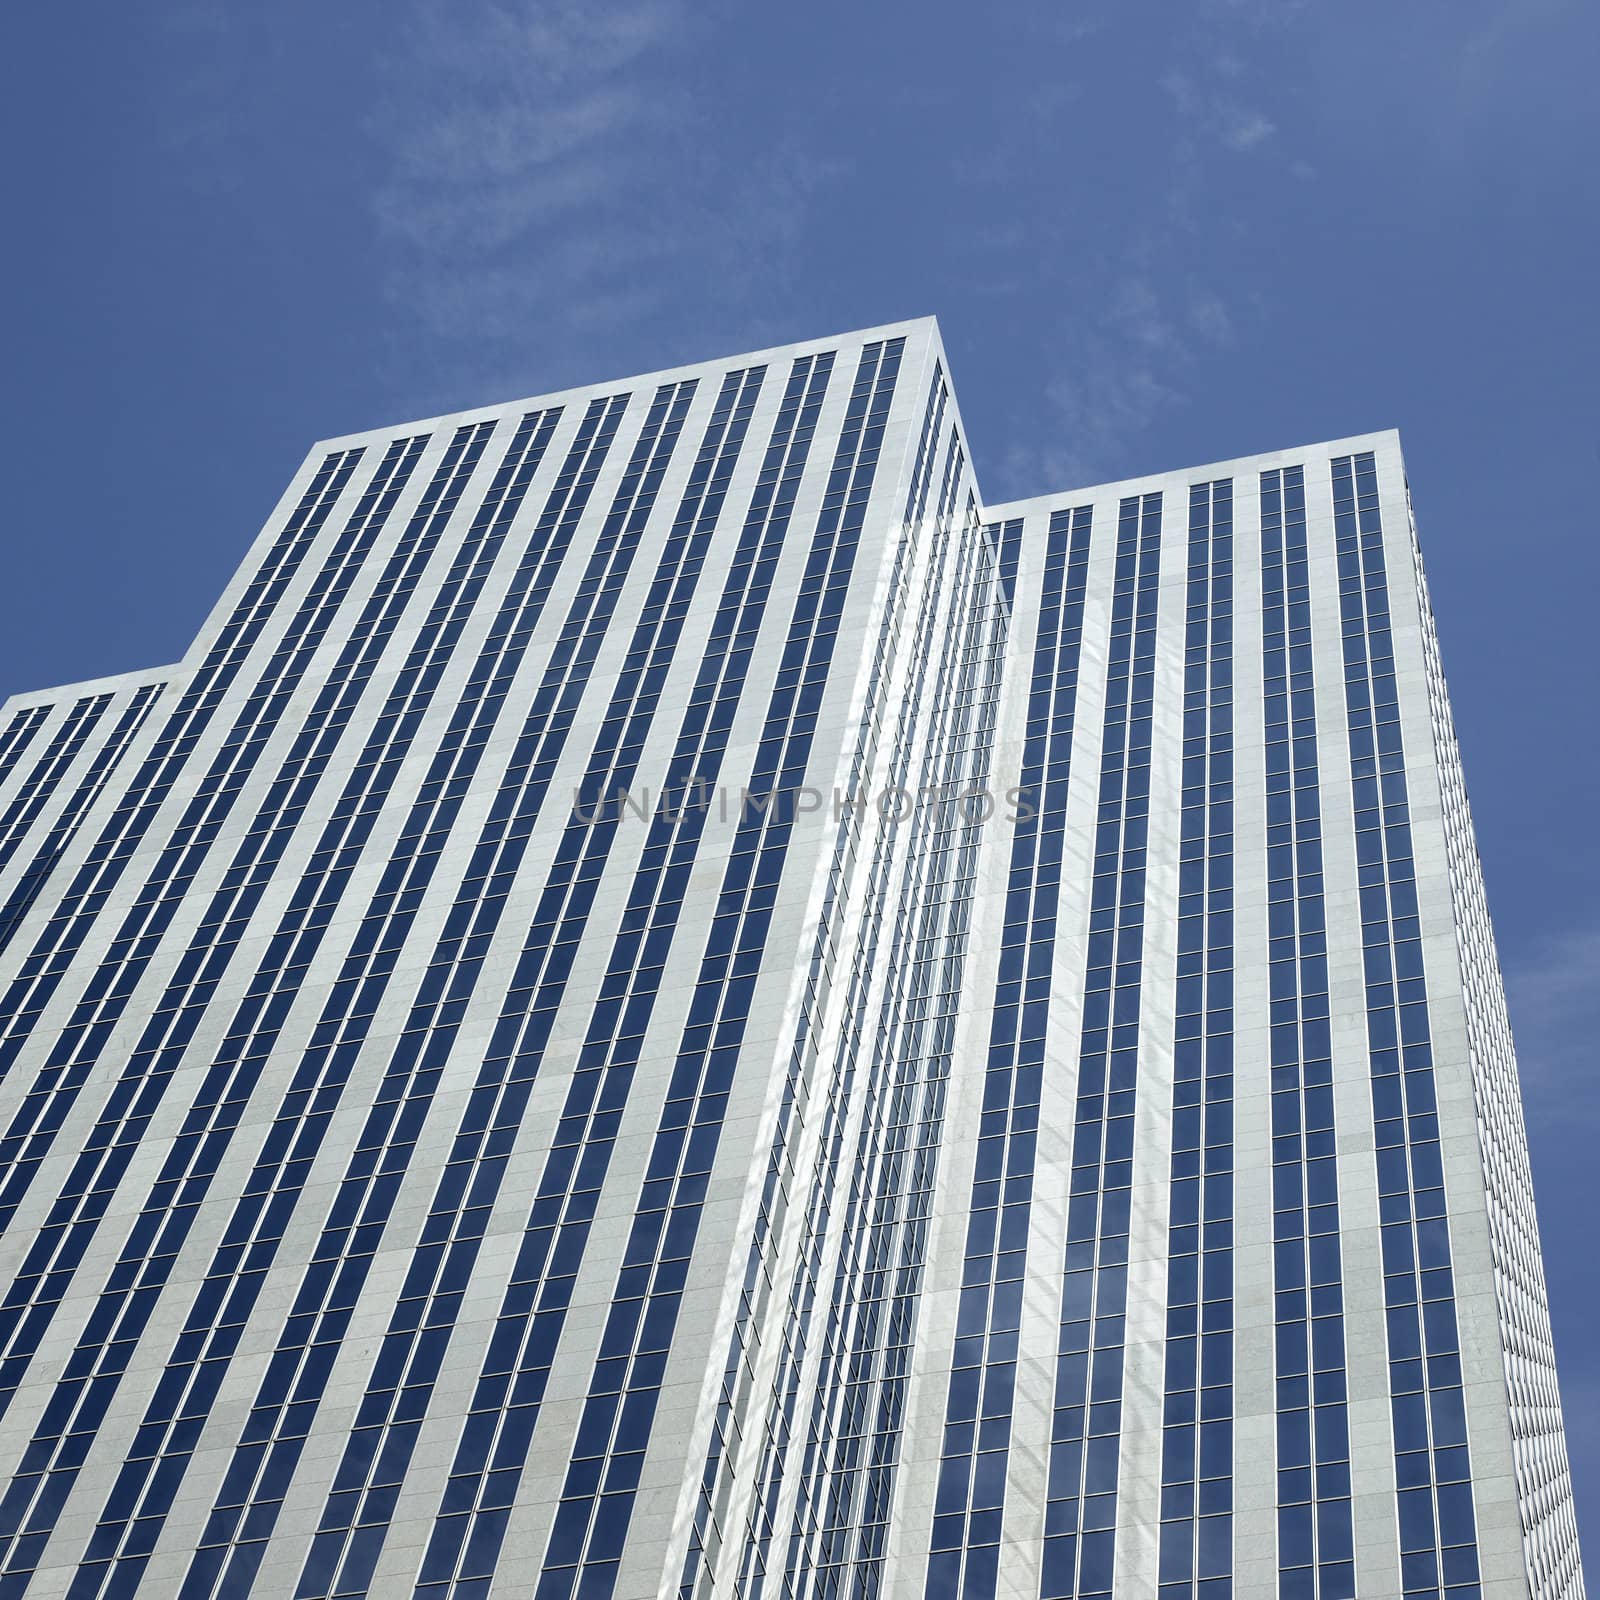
[[1006, 493, 1116, 1596], [1228, 463, 1278, 1598], [1115, 473, 1187, 1595]]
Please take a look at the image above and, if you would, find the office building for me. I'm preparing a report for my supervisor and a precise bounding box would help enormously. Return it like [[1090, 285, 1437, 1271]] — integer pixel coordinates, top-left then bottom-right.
[[0, 320, 1581, 1599]]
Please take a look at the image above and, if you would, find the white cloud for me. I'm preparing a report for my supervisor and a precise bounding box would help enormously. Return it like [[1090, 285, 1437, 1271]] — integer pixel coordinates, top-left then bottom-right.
[[368, 0, 824, 407], [989, 8, 1306, 499], [1222, 110, 1276, 149], [1161, 68, 1276, 153], [1020, 356, 1185, 493], [1188, 294, 1235, 346]]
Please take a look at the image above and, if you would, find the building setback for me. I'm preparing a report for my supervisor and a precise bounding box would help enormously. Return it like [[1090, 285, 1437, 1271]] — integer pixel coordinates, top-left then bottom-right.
[[0, 319, 1581, 1600]]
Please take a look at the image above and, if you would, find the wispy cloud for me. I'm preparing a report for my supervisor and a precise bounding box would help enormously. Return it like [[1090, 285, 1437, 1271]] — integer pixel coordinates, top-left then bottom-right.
[[1162, 68, 1277, 153], [985, 9, 1301, 498], [1448, 0, 1582, 146], [1222, 110, 1276, 149], [370, 0, 825, 408], [999, 273, 1235, 494]]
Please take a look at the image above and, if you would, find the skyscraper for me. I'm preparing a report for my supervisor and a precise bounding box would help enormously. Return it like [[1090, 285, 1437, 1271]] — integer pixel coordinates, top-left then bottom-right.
[[0, 319, 1581, 1600]]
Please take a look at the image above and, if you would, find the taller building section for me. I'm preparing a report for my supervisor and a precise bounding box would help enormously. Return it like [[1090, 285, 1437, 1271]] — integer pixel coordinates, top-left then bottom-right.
[[0, 320, 994, 1600]]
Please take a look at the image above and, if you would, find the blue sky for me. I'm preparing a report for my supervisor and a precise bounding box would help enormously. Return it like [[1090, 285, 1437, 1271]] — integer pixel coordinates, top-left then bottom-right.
[[4, 0, 1597, 1560]]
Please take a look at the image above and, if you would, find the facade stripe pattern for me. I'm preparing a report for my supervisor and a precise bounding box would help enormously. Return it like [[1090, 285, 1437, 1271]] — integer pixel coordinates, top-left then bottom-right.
[[123, 398, 576, 1600], [0, 427, 483, 1593], [290, 366, 766, 1600], [0, 696, 114, 875], [150, 390, 674, 1600], [732, 415, 971, 1600], [785, 486, 1003, 1600], [0, 436, 420, 1410], [0, 448, 364, 1091], [1260, 464, 1356, 1600], [0, 683, 165, 957], [405, 349, 839, 1600], [0, 710, 50, 793], [781, 472, 975, 1590], [0, 439, 413, 1230], [676, 366, 952, 1600], [529, 339, 907, 1600], [1156, 480, 1235, 1600], [0, 441, 430, 1588], [48, 410, 565, 1600], [0, 402, 553, 1589], [1331, 453, 1480, 1600], [766, 427, 972, 1595], [1040, 491, 1161, 1600], [0, 430, 455, 1427], [927, 504, 1090, 1600]]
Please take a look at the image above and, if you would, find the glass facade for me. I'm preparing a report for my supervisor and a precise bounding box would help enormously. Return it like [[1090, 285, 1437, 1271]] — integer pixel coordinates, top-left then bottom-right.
[[1260, 464, 1354, 1600], [0, 321, 1580, 1600]]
